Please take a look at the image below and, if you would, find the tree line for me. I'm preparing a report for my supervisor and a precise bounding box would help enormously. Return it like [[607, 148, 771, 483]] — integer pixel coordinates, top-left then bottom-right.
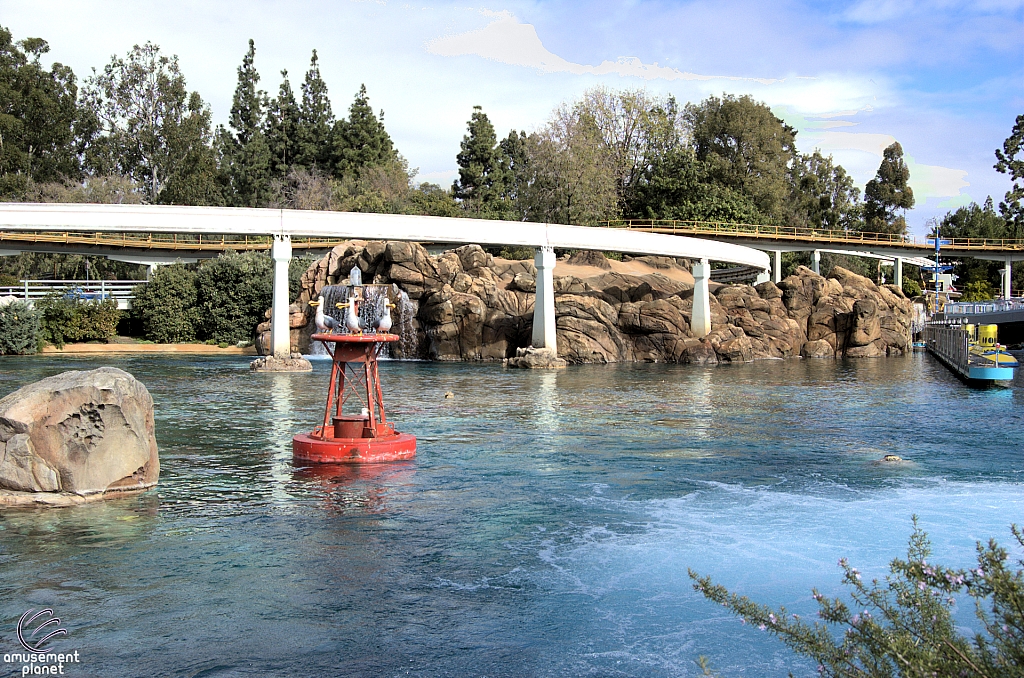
[[1, 24, 1022, 290]]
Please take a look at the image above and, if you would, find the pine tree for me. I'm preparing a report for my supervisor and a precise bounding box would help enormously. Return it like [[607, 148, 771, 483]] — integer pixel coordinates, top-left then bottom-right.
[[331, 84, 397, 179], [265, 70, 300, 178], [294, 50, 334, 171], [995, 114, 1024, 239], [863, 141, 915, 235], [453, 106, 508, 215], [217, 39, 271, 207], [498, 129, 529, 219]]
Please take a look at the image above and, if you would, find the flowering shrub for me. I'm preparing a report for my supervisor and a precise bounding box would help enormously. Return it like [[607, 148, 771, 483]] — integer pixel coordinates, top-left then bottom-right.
[[690, 518, 1023, 676]]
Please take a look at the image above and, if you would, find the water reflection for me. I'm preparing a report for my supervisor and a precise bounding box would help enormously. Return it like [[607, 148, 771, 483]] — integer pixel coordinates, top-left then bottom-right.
[[292, 461, 416, 514]]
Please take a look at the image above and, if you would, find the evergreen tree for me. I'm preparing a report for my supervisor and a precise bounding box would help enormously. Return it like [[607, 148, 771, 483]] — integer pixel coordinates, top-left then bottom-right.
[[498, 129, 529, 219], [0, 27, 84, 197], [83, 42, 215, 203], [331, 84, 397, 179], [863, 141, 915, 235], [265, 70, 300, 178], [940, 197, 1010, 291], [159, 91, 223, 206], [294, 50, 334, 171], [683, 94, 797, 221], [452, 106, 509, 216], [994, 114, 1024, 238], [788, 151, 862, 231], [216, 39, 271, 207]]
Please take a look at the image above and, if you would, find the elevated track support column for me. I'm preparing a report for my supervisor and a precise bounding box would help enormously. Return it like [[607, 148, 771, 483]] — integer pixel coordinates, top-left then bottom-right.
[[532, 246, 557, 350], [812, 250, 821, 275], [773, 250, 782, 284], [895, 257, 903, 288], [691, 258, 711, 338], [271, 234, 292, 358], [1003, 256, 1013, 299]]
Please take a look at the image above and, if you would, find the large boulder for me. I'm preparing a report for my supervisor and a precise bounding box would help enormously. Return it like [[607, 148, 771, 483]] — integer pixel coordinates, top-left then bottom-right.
[[0, 367, 159, 503]]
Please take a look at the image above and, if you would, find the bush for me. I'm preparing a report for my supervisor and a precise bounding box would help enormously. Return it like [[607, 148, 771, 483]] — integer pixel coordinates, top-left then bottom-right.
[[195, 251, 272, 344], [131, 264, 199, 343], [691, 518, 1024, 677], [0, 273, 20, 287], [37, 294, 121, 348], [290, 254, 319, 302], [0, 301, 40, 354], [961, 280, 997, 302], [902, 277, 922, 297]]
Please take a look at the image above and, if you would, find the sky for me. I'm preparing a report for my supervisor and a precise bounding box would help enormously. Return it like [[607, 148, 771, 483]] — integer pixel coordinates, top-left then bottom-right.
[[2, 0, 1022, 236]]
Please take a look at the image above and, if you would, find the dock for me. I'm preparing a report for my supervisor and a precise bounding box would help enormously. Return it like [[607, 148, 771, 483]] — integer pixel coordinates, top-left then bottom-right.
[[923, 322, 1016, 384]]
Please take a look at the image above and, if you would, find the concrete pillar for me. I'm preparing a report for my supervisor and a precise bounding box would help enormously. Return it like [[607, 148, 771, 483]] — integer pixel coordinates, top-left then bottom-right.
[[895, 257, 903, 289], [773, 250, 782, 284], [270, 234, 292, 358], [811, 249, 820, 275], [691, 258, 711, 338], [1003, 256, 1013, 299], [532, 246, 557, 350]]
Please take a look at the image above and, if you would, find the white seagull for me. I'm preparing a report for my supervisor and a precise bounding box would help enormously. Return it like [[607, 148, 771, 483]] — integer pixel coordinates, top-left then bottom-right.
[[309, 296, 340, 333]]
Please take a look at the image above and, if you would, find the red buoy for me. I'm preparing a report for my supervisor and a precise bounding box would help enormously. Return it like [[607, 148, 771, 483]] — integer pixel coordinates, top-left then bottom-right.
[[293, 332, 416, 464]]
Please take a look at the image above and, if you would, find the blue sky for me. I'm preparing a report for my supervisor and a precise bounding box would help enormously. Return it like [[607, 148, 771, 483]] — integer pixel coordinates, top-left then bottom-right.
[[3, 0, 1022, 236]]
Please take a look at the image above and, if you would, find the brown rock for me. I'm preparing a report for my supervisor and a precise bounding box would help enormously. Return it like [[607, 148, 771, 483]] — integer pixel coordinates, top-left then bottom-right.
[[0, 368, 158, 497], [566, 250, 612, 270], [849, 299, 881, 347], [801, 339, 835, 358]]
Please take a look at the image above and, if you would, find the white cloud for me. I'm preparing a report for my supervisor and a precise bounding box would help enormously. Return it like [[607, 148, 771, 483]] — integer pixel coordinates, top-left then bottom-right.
[[906, 157, 970, 200], [426, 12, 782, 84]]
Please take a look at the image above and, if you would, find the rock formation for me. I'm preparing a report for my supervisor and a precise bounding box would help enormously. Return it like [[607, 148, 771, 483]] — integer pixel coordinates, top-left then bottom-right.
[[0, 367, 159, 505], [257, 241, 914, 365]]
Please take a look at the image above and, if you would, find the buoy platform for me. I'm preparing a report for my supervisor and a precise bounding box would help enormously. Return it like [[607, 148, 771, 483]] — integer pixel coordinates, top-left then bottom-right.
[[293, 332, 416, 464]]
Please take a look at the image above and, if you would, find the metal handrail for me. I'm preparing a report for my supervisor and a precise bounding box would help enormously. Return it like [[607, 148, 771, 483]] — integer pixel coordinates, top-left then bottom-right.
[[0, 231, 354, 251], [601, 219, 1024, 251]]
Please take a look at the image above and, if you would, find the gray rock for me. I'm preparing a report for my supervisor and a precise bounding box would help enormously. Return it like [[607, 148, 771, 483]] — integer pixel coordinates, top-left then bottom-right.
[[504, 346, 567, 369], [0, 367, 159, 497], [250, 355, 313, 372]]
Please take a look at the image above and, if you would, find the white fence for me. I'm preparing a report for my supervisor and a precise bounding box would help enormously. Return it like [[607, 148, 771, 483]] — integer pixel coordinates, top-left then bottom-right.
[[0, 280, 147, 310]]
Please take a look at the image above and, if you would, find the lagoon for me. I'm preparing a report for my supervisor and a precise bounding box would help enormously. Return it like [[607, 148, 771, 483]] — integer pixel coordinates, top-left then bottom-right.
[[0, 354, 1021, 676]]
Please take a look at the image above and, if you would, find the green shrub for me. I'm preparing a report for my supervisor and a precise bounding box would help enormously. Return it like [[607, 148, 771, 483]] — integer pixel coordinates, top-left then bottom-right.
[[0, 273, 20, 287], [131, 264, 199, 343], [902, 277, 922, 296], [961, 280, 997, 302], [290, 254, 319, 302], [195, 251, 272, 344], [497, 246, 535, 260], [691, 518, 1024, 677], [0, 301, 40, 354], [37, 294, 121, 348]]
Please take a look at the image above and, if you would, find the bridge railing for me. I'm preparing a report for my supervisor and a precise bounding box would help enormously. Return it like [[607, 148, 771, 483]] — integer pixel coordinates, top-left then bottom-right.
[[0, 280, 146, 309], [944, 299, 1024, 316], [0, 231, 351, 251], [601, 220, 1024, 250]]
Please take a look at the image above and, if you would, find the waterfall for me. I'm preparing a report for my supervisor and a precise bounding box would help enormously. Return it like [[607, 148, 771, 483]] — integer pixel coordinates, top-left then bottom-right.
[[306, 282, 420, 359], [397, 290, 420, 359]]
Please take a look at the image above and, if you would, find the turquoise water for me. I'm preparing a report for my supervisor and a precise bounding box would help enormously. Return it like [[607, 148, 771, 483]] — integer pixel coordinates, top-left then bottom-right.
[[0, 354, 1021, 676]]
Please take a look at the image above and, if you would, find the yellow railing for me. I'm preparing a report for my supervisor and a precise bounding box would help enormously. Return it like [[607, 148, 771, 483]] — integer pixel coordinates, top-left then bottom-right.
[[602, 219, 1024, 251], [0, 231, 353, 251]]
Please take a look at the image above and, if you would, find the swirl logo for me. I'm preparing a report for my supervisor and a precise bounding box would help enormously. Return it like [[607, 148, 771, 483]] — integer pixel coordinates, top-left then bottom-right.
[[17, 609, 67, 653]]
